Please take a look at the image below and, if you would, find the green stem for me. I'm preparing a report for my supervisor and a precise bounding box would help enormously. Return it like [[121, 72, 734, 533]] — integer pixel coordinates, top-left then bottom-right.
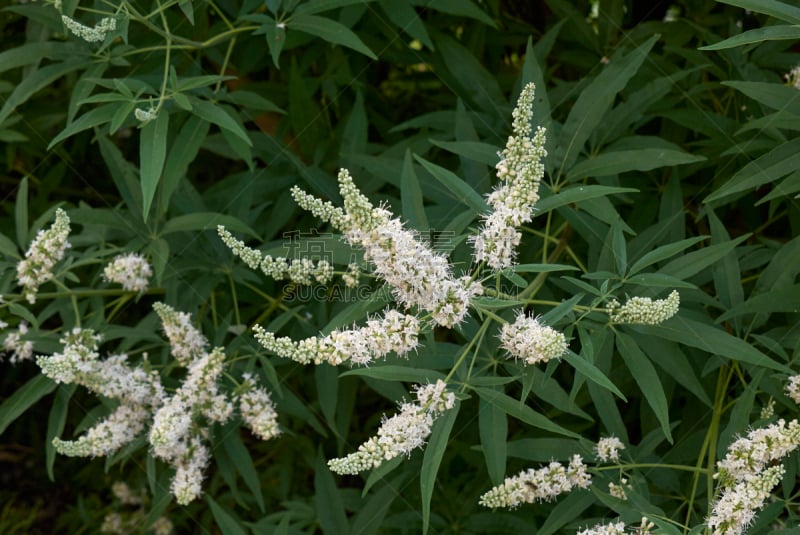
[[445, 317, 491, 384]]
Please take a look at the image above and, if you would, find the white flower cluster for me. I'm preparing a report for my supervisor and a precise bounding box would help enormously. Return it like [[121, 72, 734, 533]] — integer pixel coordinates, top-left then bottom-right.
[[149, 347, 232, 504], [134, 107, 158, 122], [17, 208, 71, 304], [103, 253, 152, 293], [328, 380, 455, 475], [606, 290, 680, 325], [342, 262, 360, 288], [714, 418, 800, 485], [500, 311, 567, 366], [61, 14, 116, 43], [238, 373, 279, 440], [218, 226, 333, 285], [786, 374, 800, 404], [292, 169, 482, 328], [38, 328, 165, 457], [578, 518, 654, 535], [608, 479, 628, 500], [3, 322, 33, 364], [785, 65, 800, 90], [473, 83, 547, 269], [254, 309, 419, 366], [708, 418, 800, 534], [153, 302, 208, 365], [595, 435, 625, 463], [708, 465, 784, 535], [40, 304, 280, 505], [478, 454, 591, 508]]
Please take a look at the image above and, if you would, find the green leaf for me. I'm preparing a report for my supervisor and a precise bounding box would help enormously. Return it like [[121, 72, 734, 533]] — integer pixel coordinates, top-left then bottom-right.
[[556, 35, 658, 174], [722, 81, 800, 116], [714, 0, 800, 24], [315, 454, 349, 535], [474, 388, 580, 438], [48, 103, 118, 149], [705, 138, 800, 204], [0, 59, 89, 126], [0, 230, 20, 259], [160, 115, 209, 213], [611, 222, 627, 276], [658, 235, 749, 280], [0, 375, 57, 435], [293, 0, 375, 15], [536, 186, 638, 213], [538, 491, 595, 535], [634, 335, 712, 407], [511, 263, 580, 273], [568, 149, 705, 179], [139, 111, 170, 221], [14, 176, 28, 248], [401, 149, 428, 230], [616, 332, 673, 443], [351, 474, 409, 535], [633, 316, 793, 373], [46, 384, 75, 481], [479, 397, 507, 486], [191, 99, 252, 147], [429, 139, 500, 166], [562, 351, 625, 400], [341, 366, 446, 383], [221, 426, 265, 512], [207, 496, 248, 535], [700, 24, 800, 50], [628, 236, 708, 276], [97, 134, 143, 221], [716, 284, 800, 322], [413, 155, 488, 213], [380, 0, 433, 49], [421, 402, 459, 535], [290, 14, 377, 59], [316, 365, 338, 432], [160, 212, 258, 238], [0, 42, 84, 76], [416, 0, 496, 27]]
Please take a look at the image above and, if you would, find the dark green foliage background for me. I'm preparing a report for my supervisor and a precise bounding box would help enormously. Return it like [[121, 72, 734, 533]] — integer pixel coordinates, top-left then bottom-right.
[[1, 0, 799, 533]]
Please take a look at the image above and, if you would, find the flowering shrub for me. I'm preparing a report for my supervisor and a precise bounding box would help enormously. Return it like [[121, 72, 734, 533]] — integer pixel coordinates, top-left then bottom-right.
[[1, 0, 800, 533]]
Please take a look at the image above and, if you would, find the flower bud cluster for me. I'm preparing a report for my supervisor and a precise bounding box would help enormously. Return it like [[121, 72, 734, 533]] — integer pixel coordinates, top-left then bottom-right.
[[61, 15, 116, 43], [218, 226, 333, 285], [103, 253, 152, 293], [608, 479, 628, 500], [708, 418, 800, 534], [328, 380, 454, 475], [238, 373, 279, 440], [595, 435, 625, 463], [473, 83, 547, 269], [478, 454, 591, 508], [254, 309, 419, 366], [500, 311, 567, 366], [3, 322, 33, 364], [17, 208, 71, 304], [292, 169, 482, 327], [606, 290, 679, 325], [153, 303, 208, 365]]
